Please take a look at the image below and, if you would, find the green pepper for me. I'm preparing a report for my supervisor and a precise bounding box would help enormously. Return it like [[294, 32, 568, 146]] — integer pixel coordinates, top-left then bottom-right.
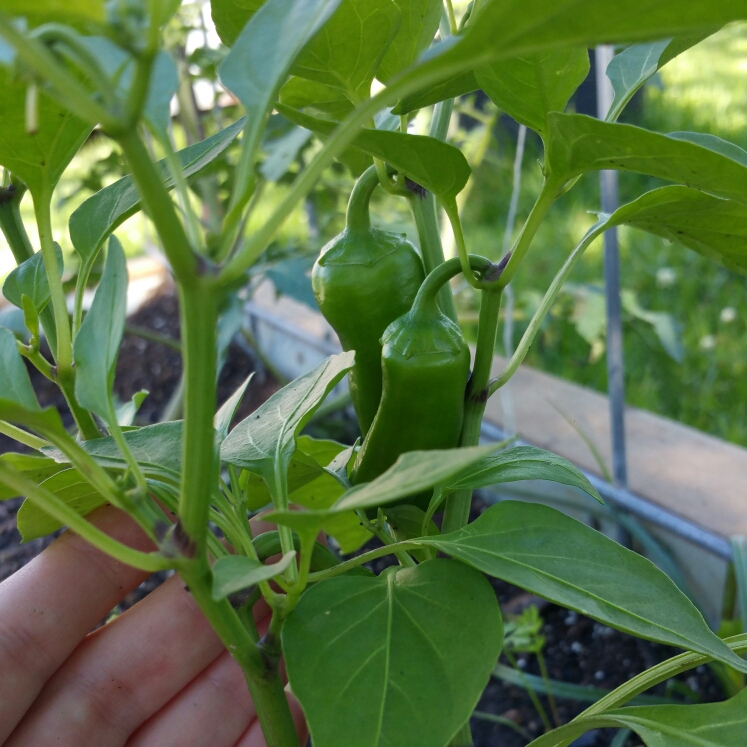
[[312, 166, 425, 435], [351, 255, 495, 486]]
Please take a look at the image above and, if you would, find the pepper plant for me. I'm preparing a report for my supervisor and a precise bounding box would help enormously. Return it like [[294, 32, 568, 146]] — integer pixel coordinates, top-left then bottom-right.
[[2, 1, 747, 746]]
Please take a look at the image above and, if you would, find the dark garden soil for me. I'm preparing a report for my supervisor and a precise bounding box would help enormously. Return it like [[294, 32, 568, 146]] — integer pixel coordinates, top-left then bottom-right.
[[0, 287, 726, 746]]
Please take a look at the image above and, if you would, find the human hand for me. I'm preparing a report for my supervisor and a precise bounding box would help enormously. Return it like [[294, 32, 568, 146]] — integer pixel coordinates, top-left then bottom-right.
[[0, 506, 307, 746]]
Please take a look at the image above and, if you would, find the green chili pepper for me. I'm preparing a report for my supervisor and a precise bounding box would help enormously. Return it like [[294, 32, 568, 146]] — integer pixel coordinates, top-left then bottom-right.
[[312, 165, 425, 435], [351, 255, 495, 487]]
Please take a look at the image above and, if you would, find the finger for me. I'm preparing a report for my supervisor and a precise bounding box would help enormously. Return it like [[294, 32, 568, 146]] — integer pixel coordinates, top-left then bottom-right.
[[0, 505, 154, 743], [6, 573, 271, 747], [124, 604, 273, 747], [234, 691, 307, 747], [125, 651, 254, 747]]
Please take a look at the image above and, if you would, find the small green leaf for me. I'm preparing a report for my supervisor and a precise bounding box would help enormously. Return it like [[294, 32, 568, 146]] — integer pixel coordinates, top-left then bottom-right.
[[336, 444, 502, 512], [0, 67, 92, 199], [266, 444, 503, 534], [212, 551, 297, 600], [526, 685, 747, 747], [18, 467, 105, 541], [277, 104, 471, 201], [476, 48, 589, 137], [284, 559, 503, 747], [2, 243, 63, 311], [73, 236, 127, 422], [292, 0, 401, 100], [607, 185, 747, 276], [42, 421, 184, 483], [377, 0, 442, 82], [69, 118, 245, 264], [215, 374, 253, 441], [605, 33, 712, 123], [423, 501, 747, 674], [210, 0, 265, 46], [260, 125, 312, 182], [0, 326, 39, 411], [545, 114, 747, 203], [445, 446, 602, 503], [0, 453, 66, 501], [392, 70, 478, 116], [116, 390, 148, 427], [279, 77, 354, 118], [220, 352, 354, 502]]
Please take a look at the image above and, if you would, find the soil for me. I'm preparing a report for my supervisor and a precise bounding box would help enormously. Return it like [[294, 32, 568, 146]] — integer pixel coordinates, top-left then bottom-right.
[[0, 288, 727, 746]]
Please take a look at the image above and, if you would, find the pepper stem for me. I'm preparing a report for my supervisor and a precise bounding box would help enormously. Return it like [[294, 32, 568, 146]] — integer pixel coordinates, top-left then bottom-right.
[[411, 255, 494, 316], [345, 165, 381, 232]]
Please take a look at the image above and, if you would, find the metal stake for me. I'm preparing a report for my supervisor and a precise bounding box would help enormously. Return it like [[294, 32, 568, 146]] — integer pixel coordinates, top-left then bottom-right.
[[596, 45, 630, 545]]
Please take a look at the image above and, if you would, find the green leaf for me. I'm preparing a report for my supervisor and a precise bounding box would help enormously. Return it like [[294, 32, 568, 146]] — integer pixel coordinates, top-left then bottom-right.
[[279, 77, 354, 119], [0, 326, 39, 411], [392, 70, 478, 116], [607, 185, 747, 276], [336, 444, 502, 512], [215, 375, 253, 441], [260, 125, 312, 182], [73, 236, 127, 422], [68, 117, 245, 264], [42, 421, 184, 483], [2, 243, 63, 311], [220, 352, 354, 502], [605, 33, 712, 123], [0, 0, 105, 26], [377, 0, 441, 82], [545, 114, 747, 202], [0, 67, 92, 199], [284, 559, 503, 747], [266, 444, 504, 534], [475, 48, 589, 137], [445, 446, 602, 504], [292, 0, 401, 100], [212, 551, 297, 600], [422, 501, 747, 673], [277, 104, 471, 201], [218, 0, 343, 167], [526, 686, 747, 747], [17, 467, 105, 541], [0, 453, 66, 501], [395, 1, 747, 122], [116, 390, 148, 427], [211, 0, 266, 46]]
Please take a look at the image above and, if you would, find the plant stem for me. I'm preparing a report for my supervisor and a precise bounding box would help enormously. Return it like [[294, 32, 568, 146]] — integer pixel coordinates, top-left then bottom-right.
[[0, 420, 50, 450], [179, 557, 301, 747], [441, 287, 502, 533], [0, 183, 60, 354], [34, 191, 100, 440], [117, 127, 199, 285], [498, 178, 560, 288], [408, 193, 458, 322], [488, 219, 607, 395], [177, 284, 218, 555]]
